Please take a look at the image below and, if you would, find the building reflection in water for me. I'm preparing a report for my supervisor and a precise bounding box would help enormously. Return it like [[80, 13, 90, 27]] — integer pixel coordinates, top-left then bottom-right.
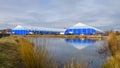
[[65, 38, 96, 49]]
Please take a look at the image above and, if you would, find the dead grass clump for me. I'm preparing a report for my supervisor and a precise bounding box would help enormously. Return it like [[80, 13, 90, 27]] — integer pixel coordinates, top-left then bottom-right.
[[102, 53, 120, 68], [17, 38, 57, 68], [102, 32, 120, 68], [108, 32, 117, 56], [0, 36, 23, 68]]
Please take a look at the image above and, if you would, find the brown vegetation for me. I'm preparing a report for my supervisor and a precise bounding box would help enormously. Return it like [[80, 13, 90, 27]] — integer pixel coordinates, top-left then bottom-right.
[[0, 36, 23, 68], [14, 34, 103, 39], [108, 32, 117, 56], [17, 37, 57, 68], [102, 32, 120, 68], [0, 36, 87, 68]]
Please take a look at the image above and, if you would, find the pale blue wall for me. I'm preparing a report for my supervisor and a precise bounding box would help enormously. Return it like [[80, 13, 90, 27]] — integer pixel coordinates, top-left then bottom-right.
[[64, 28, 96, 35]]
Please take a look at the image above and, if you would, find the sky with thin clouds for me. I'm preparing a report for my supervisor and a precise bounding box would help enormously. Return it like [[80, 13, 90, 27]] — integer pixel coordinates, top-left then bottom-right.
[[0, 0, 120, 30]]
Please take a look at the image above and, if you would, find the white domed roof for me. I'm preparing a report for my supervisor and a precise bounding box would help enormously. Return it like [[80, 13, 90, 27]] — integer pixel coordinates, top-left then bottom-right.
[[69, 22, 103, 32], [74, 23, 89, 27], [12, 25, 28, 30]]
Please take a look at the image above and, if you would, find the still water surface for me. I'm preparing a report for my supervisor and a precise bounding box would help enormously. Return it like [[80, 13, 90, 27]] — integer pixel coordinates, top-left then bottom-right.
[[28, 37, 109, 68]]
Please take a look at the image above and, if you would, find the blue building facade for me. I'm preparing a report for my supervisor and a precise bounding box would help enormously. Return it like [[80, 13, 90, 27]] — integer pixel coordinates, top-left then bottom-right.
[[11, 25, 64, 35], [11, 30, 29, 35], [65, 28, 96, 35], [64, 23, 99, 35], [11, 25, 29, 35]]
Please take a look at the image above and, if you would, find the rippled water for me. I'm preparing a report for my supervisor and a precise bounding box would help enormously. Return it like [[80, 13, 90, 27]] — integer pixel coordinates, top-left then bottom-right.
[[28, 37, 109, 68]]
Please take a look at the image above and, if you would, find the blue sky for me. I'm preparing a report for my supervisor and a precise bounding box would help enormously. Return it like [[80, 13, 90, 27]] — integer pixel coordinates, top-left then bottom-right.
[[0, 0, 120, 30]]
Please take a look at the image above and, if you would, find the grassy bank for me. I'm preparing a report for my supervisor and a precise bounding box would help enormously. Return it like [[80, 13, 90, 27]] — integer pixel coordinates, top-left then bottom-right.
[[0, 36, 87, 68], [12, 34, 103, 39], [102, 32, 120, 68], [0, 36, 23, 68], [17, 37, 87, 68], [17, 37, 57, 68], [0, 36, 57, 68]]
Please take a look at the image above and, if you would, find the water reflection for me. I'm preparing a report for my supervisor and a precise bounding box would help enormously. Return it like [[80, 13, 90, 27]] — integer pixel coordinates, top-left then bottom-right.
[[28, 37, 108, 68], [65, 38, 96, 49]]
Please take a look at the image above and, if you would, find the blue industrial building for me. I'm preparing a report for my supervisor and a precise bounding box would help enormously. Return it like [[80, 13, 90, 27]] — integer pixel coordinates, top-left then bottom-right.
[[11, 25, 65, 35], [11, 25, 29, 35], [65, 23, 102, 35], [11, 23, 102, 35]]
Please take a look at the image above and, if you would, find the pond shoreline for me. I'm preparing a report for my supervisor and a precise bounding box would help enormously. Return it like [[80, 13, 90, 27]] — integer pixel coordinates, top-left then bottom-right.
[[11, 34, 104, 40], [0, 36, 24, 68], [0, 35, 110, 68]]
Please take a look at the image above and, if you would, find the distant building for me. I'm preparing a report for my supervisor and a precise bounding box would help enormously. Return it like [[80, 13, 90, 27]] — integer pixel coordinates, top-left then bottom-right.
[[10, 25, 65, 35], [64, 23, 103, 35], [11, 25, 29, 35]]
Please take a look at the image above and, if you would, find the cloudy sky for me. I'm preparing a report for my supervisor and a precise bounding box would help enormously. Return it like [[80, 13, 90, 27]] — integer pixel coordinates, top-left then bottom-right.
[[0, 0, 120, 30]]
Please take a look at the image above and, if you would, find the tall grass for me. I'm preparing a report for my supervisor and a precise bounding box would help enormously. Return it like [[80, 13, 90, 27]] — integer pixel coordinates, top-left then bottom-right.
[[102, 53, 120, 68], [17, 37, 88, 68], [102, 31, 120, 68], [17, 38, 57, 68], [0, 36, 88, 68], [0, 36, 23, 68], [108, 32, 117, 56], [64, 58, 87, 68]]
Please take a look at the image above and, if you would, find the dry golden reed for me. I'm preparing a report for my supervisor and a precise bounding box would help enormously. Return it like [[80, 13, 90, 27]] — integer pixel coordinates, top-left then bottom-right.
[[102, 31, 120, 68], [64, 58, 87, 68], [17, 38, 57, 68], [108, 32, 117, 56], [15, 37, 87, 68]]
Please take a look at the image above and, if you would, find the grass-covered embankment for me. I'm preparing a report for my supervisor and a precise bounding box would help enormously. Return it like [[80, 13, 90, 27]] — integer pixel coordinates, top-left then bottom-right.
[[0, 36, 23, 68], [102, 32, 120, 68], [17, 37, 58, 68], [17, 37, 87, 68], [0, 36, 56, 68], [16, 34, 103, 39], [0, 36, 87, 68]]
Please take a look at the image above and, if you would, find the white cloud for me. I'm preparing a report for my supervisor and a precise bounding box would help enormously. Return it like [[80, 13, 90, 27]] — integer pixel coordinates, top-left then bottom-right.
[[0, 0, 119, 30]]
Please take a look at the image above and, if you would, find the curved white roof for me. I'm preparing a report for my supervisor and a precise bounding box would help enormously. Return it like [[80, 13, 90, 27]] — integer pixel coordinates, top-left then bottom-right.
[[69, 23, 104, 32], [12, 25, 65, 32], [74, 23, 88, 27], [12, 25, 28, 30], [24, 26, 65, 32]]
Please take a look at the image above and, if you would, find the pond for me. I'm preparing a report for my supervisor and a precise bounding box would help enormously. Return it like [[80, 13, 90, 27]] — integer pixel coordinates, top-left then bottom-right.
[[28, 37, 109, 68]]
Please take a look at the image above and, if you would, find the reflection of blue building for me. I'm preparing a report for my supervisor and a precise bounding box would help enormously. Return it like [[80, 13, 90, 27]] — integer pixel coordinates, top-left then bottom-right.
[[65, 38, 96, 49]]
